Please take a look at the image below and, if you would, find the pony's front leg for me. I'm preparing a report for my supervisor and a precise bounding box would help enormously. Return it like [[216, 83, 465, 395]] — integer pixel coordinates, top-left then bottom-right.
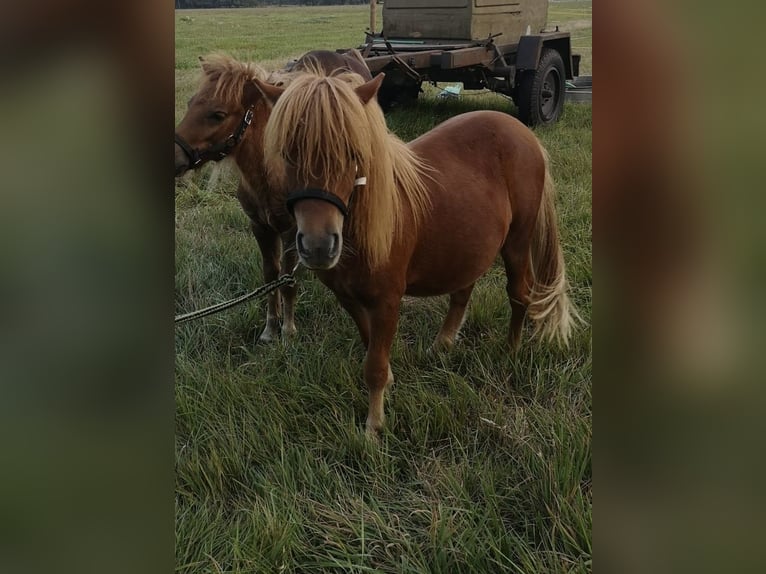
[[280, 243, 299, 339], [336, 295, 371, 349], [363, 298, 401, 434], [252, 224, 282, 343]]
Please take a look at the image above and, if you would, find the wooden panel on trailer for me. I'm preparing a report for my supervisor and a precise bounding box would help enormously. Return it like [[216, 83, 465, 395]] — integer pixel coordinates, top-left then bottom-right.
[[439, 45, 494, 69], [383, 0, 547, 41], [364, 50, 444, 74]]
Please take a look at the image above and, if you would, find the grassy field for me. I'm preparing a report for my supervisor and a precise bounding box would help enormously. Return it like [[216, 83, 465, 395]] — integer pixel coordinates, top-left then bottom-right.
[[175, 3, 592, 572]]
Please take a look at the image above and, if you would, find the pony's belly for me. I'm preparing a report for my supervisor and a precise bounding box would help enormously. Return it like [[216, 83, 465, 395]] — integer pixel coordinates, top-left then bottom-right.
[[405, 237, 504, 297], [403, 191, 510, 297]]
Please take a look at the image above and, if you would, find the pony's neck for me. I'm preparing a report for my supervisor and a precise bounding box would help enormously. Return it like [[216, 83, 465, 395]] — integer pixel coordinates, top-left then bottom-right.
[[232, 129, 272, 195]]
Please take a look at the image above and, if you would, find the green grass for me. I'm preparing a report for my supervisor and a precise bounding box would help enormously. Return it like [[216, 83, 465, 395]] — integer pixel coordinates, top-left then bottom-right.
[[176, 3, 591, 572]]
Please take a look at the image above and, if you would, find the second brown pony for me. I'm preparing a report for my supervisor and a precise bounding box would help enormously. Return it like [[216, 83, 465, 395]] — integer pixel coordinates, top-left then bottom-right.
[[174, 50, 370, 342], [259, 72, 579, 434]]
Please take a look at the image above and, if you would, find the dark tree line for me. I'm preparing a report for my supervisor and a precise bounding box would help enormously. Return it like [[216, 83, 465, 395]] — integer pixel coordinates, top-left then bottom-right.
[[176, 0, 371, 8]]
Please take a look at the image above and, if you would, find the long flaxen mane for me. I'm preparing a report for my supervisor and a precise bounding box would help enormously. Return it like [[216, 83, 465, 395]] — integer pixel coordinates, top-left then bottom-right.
[[197, 52, 270, 105], [263, 71, 432, 269]]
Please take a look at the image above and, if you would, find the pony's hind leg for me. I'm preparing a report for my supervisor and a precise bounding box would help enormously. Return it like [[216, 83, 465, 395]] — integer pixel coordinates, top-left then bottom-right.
[[501, 239, 533, 351], [433, 284, 475, 350], [252, 224, 282, 343]]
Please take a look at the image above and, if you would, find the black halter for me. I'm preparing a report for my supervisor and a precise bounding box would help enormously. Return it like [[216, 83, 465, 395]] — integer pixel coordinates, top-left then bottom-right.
[[285, 188, 349, 217], [285, 173, 366, 218], [175, 107, 254, 170]]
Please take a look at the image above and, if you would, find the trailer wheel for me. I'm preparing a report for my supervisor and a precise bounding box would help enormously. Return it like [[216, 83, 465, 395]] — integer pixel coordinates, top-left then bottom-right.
[[516, 48, 566, 126], [378, 82, 421, 112]]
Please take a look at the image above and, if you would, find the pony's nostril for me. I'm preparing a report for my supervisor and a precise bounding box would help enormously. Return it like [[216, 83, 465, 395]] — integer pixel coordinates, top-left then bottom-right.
[[296, 232, 339, 263], [297, 233, 307, 255], [329, 233, 340, 256]]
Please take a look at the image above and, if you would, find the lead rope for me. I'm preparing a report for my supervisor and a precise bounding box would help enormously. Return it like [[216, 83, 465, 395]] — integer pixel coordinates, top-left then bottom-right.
[[175, 261, 300, 325]]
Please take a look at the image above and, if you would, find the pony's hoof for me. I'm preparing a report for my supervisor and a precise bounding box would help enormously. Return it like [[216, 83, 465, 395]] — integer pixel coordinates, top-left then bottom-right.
[[365, 417, 385, 438], [429, 337, 454, 354], [364, 427, 382, 443], [258, 328, 279, 344], [281, 324, 298, 340]]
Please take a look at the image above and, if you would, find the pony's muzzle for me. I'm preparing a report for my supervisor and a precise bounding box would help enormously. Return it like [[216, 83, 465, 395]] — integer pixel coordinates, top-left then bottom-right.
[[175, 143, 190, 177], [296, 231, 341, 269]]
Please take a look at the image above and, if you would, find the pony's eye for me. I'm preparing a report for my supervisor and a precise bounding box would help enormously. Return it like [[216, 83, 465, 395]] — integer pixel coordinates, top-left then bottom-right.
[[208, 111, 227, 122]]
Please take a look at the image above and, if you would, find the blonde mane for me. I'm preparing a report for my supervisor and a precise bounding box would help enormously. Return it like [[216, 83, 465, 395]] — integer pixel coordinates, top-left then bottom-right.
[[198, 53, 270, 104], [263, 72, 431, 268]]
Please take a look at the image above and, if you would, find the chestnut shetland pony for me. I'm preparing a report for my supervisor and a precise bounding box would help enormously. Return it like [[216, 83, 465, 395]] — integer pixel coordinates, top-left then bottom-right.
[[258, 72, 579, 434], [174, 51, 371, 342]]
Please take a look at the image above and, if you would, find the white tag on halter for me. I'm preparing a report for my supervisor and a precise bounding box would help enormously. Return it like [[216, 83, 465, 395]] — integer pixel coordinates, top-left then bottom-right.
[[354, 176, 367, 187]]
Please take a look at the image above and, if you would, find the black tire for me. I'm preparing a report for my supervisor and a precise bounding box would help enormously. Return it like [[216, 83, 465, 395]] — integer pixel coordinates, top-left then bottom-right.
[[516, 48, 566, 126], [377, 81, 421, 112], [377, 86, 396, 111]]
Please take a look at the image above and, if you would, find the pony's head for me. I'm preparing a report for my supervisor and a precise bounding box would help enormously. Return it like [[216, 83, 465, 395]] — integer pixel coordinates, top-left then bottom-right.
[[260, 72, 429, 270], [174, 53, 282, 176]]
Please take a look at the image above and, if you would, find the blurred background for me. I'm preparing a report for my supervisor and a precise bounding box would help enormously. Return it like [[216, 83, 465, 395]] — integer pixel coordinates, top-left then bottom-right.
[[597, 1, 766, 573], [0, 1, 174, 572], [1, 0, 765, 572]]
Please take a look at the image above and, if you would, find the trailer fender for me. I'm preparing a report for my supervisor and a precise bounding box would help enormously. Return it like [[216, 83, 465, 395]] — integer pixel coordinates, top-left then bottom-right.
[[542, 37, 574, 79], [516, 35, 543, 72], [517, 34, 574, 79]]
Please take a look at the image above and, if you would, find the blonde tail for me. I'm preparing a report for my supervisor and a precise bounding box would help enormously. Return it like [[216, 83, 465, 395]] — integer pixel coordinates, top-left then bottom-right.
[[527, 147, 581, 346]]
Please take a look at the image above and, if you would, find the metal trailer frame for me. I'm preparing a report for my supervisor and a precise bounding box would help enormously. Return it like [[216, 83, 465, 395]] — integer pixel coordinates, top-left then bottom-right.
[[356, 28, 580, 126]]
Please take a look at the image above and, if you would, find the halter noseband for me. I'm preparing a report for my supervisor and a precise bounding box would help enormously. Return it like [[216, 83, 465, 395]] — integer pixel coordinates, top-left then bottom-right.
[[175, 106, 254, 169], [286, 175, 367, 218], [286, 188, 349, 217]]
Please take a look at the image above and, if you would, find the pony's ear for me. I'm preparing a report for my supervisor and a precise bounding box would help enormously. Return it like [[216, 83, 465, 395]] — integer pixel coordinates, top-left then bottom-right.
[[251, 78, 285, 107], [354, 73, 385, 105], [242, 81, 261, 108]]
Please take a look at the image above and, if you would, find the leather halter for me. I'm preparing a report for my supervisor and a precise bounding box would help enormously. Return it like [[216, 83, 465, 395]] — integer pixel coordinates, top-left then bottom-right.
[[285, 176, 367, 218], [286, 188, 349, 217], [175, 107, 254, 169]]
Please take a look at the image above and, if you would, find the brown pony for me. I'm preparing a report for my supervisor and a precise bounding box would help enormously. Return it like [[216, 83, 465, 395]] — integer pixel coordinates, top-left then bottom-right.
[[174, 50, 371, 342], [258, 72, 580, 433]]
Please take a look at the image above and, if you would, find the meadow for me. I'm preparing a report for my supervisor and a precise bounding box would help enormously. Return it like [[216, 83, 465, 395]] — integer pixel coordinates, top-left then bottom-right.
[[175, 3, 592, 572]]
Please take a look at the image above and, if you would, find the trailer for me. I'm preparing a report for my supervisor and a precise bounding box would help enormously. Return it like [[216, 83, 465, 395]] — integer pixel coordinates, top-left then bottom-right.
[[357, 0, 580, 126]]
